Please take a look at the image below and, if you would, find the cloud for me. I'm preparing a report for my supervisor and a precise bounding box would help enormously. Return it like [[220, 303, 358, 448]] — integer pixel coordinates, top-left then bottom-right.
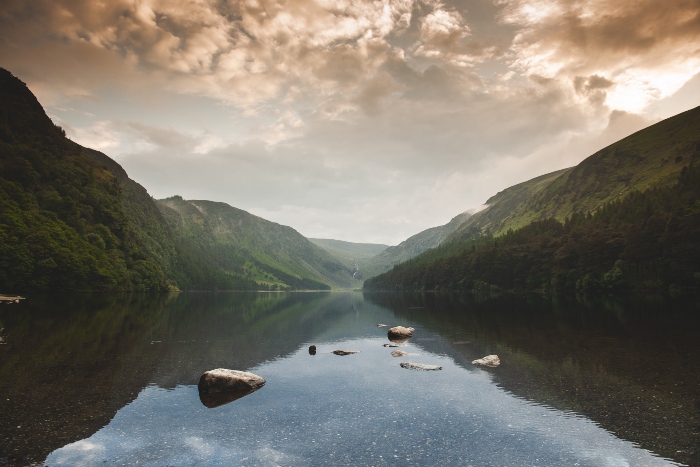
[[496, 0, 700, 112], [2, 0, 699, 244]]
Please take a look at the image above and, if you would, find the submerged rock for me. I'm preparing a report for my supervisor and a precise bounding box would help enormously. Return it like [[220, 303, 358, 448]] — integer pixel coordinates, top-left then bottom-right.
[[332, 350, 359, 356], [391, 350, 409, 357], [309, 345, 317, 355], [198, 369, 265, 408], [472, 355, 500, 367], [400, 362, 442, 371]]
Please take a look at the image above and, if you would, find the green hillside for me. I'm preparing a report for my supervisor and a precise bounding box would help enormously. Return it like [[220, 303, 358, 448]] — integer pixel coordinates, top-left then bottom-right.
[[491, 106, 700, 234], [157, 197, 356, 290], [0, 68, 168, 292], [365, 107, 700, 292], [448, 169, 570, 242], [359, 211, 472, 280]]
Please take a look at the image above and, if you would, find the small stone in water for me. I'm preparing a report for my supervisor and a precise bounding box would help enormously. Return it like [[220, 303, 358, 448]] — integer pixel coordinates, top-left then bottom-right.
[[400, 362, 442, 371], [332, 350, 359, 356], [472, 355, 500, 367]]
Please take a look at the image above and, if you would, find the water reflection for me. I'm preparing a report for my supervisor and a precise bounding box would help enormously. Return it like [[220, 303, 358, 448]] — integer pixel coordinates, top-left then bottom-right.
[[365, 292, 700, 466], [0, 292, 374, 465], [198, 386, 263, 409], [0, 292, 697, 466]]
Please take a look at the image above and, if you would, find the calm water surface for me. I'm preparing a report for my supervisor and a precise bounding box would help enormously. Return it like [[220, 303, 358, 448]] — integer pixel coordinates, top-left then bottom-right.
[[0, 292, 698, 466]]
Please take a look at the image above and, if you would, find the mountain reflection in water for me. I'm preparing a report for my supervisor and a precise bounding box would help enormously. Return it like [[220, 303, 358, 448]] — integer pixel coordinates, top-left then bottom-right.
[[0, 292, 697, 466]]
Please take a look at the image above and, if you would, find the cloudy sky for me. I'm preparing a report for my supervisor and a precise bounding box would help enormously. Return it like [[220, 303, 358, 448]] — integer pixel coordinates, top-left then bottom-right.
[[2, 0, 699, 244]]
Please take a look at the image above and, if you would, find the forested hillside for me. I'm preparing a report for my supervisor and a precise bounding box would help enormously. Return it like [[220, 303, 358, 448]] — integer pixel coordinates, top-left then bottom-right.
[[365, 163, 700, 292], [0, 69, 168, 292]]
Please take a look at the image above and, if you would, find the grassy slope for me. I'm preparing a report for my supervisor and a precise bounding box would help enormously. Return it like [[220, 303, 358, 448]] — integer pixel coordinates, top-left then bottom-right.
[[448, 169, 570, 242], [308, 238, 389, 270], [157, 197, 356, 289], [360, 211, 472, 280], [495, 105, 700, 234]]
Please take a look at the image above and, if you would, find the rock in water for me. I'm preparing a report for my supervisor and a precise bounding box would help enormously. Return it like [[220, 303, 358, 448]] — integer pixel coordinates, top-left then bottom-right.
[[382, 343, 399, 348], [198, 369, 266, 408], [472, 355, 500, 367], [332, 350, 359, 356], [199, 369, 266, 393], [387, 326, 414, 341], [400, 362, 442, 371], [377, 323, 388, 327], [309, 345, 317, 355], [391, 350, 409, 357]]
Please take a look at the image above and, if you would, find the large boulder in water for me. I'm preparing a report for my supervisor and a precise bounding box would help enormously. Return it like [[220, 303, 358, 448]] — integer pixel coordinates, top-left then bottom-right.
[[198, 369, 265, 408], [472, 355, 500, 367], [387, 326, 414, 341]]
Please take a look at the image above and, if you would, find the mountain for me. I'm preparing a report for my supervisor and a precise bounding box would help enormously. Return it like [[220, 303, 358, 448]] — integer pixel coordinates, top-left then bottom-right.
[[357, 167, 570, 282], [0, 67, 353, 292], [0, 68, 168, 292], [358, 211, 472, 280], [156, 197, 356, 290], [308, 238, 389, 273], [450, 106, 700, 241], [365, 106, 700, 292]]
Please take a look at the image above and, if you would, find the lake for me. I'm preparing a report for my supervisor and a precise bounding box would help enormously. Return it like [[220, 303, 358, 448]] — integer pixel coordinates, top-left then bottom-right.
[[0, 292, 698, 466]]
